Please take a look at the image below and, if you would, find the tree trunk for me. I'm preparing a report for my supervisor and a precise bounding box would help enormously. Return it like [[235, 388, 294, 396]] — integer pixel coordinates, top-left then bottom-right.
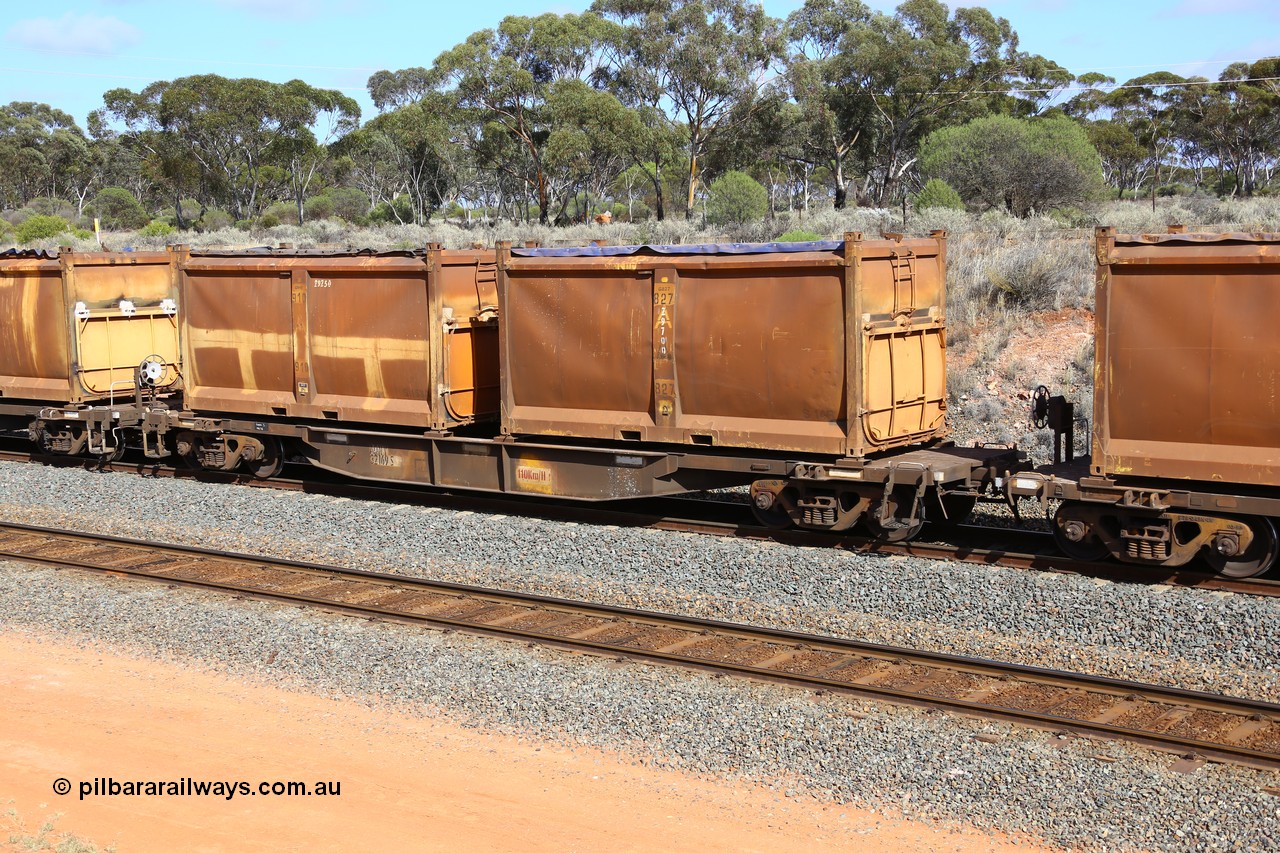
[[684, 154, 698, 221], [649, 170, 665, 222]]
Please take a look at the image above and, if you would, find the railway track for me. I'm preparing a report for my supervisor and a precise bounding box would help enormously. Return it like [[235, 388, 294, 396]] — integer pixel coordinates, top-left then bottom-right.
[[2, 445, 1277, 598], [1, 519, 1278, 771]]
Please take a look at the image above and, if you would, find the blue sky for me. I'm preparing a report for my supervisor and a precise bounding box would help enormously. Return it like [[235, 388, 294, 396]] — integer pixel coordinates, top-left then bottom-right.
[[3, 0, 1277, 128]]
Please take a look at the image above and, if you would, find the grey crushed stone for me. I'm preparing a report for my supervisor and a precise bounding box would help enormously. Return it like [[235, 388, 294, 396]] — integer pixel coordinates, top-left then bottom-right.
[[1, 564, 1276, 853], [1, 460, 1279, 850], [0, 461, 1276, 702]]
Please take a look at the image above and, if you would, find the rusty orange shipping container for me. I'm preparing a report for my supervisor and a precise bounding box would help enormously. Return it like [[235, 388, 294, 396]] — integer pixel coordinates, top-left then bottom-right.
[[175, 247, 499, 430], [0, 249, 181, 404], [1094, 227, 1280, 486], [497, 233, 949, 456]]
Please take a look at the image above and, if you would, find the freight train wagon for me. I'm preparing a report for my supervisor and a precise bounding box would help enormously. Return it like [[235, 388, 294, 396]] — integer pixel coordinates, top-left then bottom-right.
[[1015, 228, 1280, 577], [5, 236, 1018, 539]]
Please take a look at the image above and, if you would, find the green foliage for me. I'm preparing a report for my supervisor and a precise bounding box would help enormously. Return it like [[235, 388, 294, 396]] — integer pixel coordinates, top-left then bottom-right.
[[775, 228, 823, 242], [920, 115, 1104, 217], [706, 170, 768, 225], [914, 178, 964, 211], [304, 195, 335, 221], [370, 194, 415, 225], [261, 202, 299, 228], [137, 220, 175, 238], [87, 186, 149, 230], [199, 209, 234, 231], [96, 75, 360, 222], [0, 12, 1276, 225], [15, 214, 70, 243], [594, 0, 785, 219], [317, 186, 369, 222], [24, 197, 76, 218], [333, 188, 370, 222]]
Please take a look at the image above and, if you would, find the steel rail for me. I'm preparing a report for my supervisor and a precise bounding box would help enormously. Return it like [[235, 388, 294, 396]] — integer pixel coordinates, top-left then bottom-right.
[[1, 520, 1278, 771]]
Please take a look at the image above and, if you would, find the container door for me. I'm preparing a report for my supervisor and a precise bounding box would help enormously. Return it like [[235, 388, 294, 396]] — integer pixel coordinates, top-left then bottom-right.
[[862, 326, 946, 444], [857, 242, 947, 448], [67, 255, 181, 400]]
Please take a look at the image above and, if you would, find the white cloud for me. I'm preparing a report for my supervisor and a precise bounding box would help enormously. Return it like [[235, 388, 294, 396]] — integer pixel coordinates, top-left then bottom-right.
[[4, 13, 143, 54]]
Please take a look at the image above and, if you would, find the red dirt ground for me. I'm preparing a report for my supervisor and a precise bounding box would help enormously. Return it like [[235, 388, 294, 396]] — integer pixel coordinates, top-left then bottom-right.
[[0, 628, 1053, 852]]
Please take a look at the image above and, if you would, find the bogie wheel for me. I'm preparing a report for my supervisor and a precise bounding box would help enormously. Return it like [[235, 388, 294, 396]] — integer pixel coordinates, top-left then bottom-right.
[[1052, 504, 1111, 562], [751, 502, 792, 529], [751, 491, 794, 529], [248, 436, 285, 480], [1203, 516, 1279, 579], [864, 490, 924, 542], [924, 492, 977, 527]]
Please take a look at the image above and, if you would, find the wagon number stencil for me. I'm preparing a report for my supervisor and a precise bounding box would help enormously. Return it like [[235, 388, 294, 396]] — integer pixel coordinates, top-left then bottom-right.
[[654, 278, 677, 424]]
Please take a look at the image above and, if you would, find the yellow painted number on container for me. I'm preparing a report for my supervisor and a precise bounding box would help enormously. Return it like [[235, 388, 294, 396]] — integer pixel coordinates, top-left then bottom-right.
[[313, 278, 333, 288]]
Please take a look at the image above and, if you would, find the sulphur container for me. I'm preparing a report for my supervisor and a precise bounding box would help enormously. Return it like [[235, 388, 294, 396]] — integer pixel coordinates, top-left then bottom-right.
[[497, 233, 948, 456], [0, 248, 180, 404], [1094, 227, 1280, 486], [176, 246, 499, 429]]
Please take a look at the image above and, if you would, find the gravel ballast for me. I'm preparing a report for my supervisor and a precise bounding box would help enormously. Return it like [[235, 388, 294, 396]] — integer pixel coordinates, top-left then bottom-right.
[[3, 566, 1277, 852], [2, 460, 1279, 850], [1, 461, 1276, 701]]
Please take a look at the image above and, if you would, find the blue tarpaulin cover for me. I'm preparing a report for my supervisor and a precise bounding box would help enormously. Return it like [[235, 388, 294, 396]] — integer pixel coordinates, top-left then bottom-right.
[[509, 240, 843, 257]]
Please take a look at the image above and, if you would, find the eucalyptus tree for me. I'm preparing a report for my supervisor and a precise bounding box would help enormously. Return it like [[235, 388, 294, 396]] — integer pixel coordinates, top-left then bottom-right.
[[781, 0, 1026, 208], [352, 93, 462, 223], [1101, 72, 1189, 207], [846, 0, 1023, 206], [372, 13, 612, 224], [0, 102, 94, 210], [542, 80, 635, 220], [1177, 58, 1280, 196], [96, 75, 359, 222], [591, 0, 785, 220], [782, 0, 877, 209]]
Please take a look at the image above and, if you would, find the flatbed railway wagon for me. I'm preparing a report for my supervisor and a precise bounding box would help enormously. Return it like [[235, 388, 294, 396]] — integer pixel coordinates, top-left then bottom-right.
[[17, 237, 1018, 539], [1016, 228, 1280, 577], [494, 233, 1015, 534]]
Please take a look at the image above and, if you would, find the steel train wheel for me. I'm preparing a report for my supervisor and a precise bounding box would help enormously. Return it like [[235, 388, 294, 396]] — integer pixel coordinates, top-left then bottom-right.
[[248, 436, 285, 479], [1052, 504, 1111, 562], [1202, 516, 1279, 579], [751, 501, 792, 529]]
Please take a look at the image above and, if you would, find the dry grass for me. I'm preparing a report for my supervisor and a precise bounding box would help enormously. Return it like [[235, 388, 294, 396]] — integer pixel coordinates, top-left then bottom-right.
[[5, 196, 1278, 253], [3, 801, 113, 853]]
